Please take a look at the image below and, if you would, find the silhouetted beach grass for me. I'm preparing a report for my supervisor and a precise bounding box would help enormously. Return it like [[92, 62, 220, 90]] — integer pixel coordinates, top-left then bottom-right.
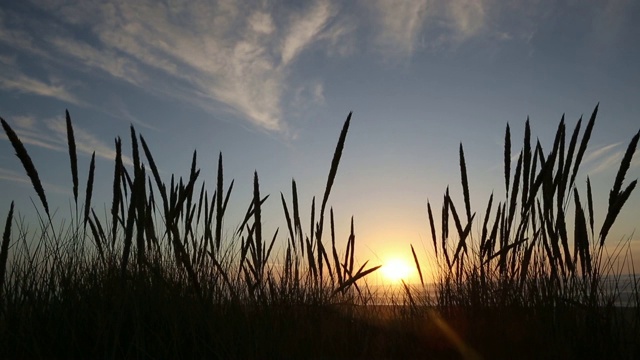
[[0, 106, 638, 359]]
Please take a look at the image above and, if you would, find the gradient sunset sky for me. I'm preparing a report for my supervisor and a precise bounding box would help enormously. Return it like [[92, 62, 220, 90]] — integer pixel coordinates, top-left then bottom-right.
[[1, 0, 639, 280]]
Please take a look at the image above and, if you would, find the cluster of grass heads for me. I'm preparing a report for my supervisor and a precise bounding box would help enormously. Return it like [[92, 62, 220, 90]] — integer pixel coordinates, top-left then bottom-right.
[[0, 111, 397, 358], [408, 104, 640, 358], [0, 105, 638, 359]]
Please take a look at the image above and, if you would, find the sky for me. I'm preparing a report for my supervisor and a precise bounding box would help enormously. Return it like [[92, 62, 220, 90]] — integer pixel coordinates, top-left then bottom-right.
[[1, 0, 639, 282]]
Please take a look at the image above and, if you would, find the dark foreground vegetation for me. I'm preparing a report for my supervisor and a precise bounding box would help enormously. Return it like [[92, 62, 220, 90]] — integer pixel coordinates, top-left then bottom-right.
[[0, 105, 639, 359]]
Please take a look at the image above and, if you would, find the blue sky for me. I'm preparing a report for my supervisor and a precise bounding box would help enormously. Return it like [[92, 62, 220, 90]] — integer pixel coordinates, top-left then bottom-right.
[[1, 0, 639, 279]]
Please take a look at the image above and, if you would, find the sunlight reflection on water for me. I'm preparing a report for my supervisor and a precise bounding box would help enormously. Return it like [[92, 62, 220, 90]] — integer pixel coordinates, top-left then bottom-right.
[[369, 275, 638, 307]]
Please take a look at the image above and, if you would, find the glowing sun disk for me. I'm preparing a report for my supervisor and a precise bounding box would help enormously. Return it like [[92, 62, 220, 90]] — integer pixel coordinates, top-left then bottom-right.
[[382, 259, 411, 282]]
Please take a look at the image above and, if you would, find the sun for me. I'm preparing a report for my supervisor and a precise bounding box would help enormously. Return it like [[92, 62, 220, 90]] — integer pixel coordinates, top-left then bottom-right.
[[381, 258, 412, 283]]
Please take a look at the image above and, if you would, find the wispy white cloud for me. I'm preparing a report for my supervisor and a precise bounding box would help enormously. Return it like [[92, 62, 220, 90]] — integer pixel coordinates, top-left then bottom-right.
[[248, 11, 276, 35], [0, 9, 51, 58], [446, 0, 487, 41], [0, 167, 32, 187], [103, 98, 160, 131], [0, 10, 85, 105], [370, 0, 494, 59], [280, 1, 334, 66], [291, 81, 325, 112], [583, 142, 638, 175], [12, 115, 37, 130], [370, 0, 534, 58], [1, 118, 68, 156], [0, 73, 83, 105], [589, 151, 623, 175], [317, 15, 357, 57], [1, 0, 552, 132], [0, 128, 66, 153], [372, 0, 430, 59], [48, 36, 145, 87], [584, 142, 622, 164], [7, 0, 340, 134]]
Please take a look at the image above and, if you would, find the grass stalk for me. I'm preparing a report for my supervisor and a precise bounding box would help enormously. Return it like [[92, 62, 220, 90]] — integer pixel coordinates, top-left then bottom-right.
[[1, 118, 50, 220]]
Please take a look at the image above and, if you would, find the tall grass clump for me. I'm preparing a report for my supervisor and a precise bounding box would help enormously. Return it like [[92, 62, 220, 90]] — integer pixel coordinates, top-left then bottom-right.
[[0, 106, 638, 359], [410, 104, 640, 358], [0, 111, 398, 359]]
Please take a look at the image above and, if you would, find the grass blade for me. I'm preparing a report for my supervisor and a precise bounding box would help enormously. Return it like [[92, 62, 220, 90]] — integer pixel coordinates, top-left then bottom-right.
[[0, 201, 14, 299], [349, 216, 355, 275], [600, 129, 639, 246], [453, 214, 475, 266], [484, 203, 502, 259], [507, 151, 523, 231], [216, 152, 224, 250], [522, 118, 531, 208], [447, 194, 464, 244], [140, 135, 169, 217], [520, 230, 538, 286], [587, 176, 594, 236], [236, 195, 269, 236], [609, 130, 639, 208], [330, 208, 343, 286], [111, 137, 123, 248], [1, 117, 50, 219], [88, 212, 106, 266], [427, 201, 437, 257], [411, 244, 424, 286], [484, 237, 527, 264], [83, 152, 96, 231], [573, 188, 591, 275], [65, 110, 78, 209], [560, 115, 582, 198], [442, 188, 451, 269], [504, 122, 511, 196], [222, 179, 234, 216], [130, 126, 140, 177], [292, 179, 303, 252], [121, 182, 137, 278], [459, 143, 471, 222], [554, 116, 566, 208], [281, 192, 295, 252], [600, 180, 637, 246], [332, 265, 381, 296], [556, 207, 573, 274], [480, 192, 493, 260], [318, 112, 351, 244], [569, 104, 597, 191], [253, 171, 263, 275]]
